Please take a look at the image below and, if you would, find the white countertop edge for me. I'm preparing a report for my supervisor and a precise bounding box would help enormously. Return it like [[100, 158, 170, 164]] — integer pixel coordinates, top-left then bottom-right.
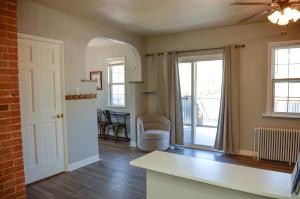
[[130, 151, 292, 199]]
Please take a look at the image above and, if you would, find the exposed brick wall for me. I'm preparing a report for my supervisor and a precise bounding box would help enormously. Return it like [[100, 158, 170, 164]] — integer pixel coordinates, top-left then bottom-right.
[[0, 0, 26, 198]]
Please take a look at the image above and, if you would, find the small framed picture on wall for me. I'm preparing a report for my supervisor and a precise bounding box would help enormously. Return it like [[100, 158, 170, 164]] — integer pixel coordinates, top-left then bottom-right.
[[90, 71, 102, 90]]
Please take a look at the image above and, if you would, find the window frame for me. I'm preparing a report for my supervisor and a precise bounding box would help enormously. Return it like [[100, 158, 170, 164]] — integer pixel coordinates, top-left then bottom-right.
[[178, 52, 224, 150], [107, 57, 126, 108], [266, 40, 300, 118]]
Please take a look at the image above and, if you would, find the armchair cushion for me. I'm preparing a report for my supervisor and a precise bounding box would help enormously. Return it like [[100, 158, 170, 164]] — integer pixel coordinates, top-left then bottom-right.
[[144, 122, 166, 131], [139, 114, 171, 131]]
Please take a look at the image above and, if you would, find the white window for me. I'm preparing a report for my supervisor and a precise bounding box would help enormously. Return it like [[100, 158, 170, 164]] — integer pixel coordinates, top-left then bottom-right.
[[107, 57, 126, 107], [267, 41, 300, 117]]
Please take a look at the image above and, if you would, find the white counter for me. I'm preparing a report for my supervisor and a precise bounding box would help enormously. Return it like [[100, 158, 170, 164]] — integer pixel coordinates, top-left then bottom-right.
[[130, 151, 294, 199]]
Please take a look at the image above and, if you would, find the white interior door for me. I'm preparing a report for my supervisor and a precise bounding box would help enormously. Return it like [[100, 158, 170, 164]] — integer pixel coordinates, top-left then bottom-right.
[[18, 36, 64, 184]]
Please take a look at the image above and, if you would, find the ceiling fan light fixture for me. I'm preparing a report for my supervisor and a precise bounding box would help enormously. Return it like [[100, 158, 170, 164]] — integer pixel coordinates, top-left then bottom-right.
[[277, 14, 289, 25], [283, 7, 294, 20], [233, 1, 300, 30], [268, 10, 281, 24], [291, 9, 300, 22], [283, 7, 300, 21]]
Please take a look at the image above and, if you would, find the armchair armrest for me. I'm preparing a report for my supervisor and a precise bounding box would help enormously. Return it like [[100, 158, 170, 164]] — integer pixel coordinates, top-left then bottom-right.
[[159, 116, 171, 132], [137, 117, 145, 147]]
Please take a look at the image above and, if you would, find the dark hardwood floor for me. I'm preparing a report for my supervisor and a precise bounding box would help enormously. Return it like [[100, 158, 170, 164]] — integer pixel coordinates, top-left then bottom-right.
[[26, 139, 146, 199], [26, 139, 294, 199], [168, 146, 294, 173]]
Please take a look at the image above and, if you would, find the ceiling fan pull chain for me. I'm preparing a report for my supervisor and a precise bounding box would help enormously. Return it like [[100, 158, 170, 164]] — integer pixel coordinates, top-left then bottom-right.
[[281, 25, 287, 36]]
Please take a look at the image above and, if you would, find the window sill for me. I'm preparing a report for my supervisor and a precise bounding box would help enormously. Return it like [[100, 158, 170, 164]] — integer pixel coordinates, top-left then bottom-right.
[[262, 113, 300, 119], [107, 105, 127, 109]]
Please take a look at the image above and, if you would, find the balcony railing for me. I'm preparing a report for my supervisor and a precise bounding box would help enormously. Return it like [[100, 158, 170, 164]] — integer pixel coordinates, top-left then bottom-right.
[[182, 96, 192, 125], [181, 97, 300, 127], [274, 98, 300, 113], [181, 96, 220, 127]]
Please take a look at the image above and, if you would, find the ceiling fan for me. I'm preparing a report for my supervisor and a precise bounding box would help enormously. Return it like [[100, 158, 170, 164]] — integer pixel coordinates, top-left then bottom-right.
[[231, 0, 300, 26]]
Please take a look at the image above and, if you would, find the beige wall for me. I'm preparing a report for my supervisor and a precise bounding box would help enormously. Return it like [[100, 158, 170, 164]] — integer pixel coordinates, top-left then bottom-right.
[[146, 22, 300, 151], [18, 0, 300, 153], [86, 44, 136, 110], [18, 0, 147, 164], [85, 44, 138, 141]]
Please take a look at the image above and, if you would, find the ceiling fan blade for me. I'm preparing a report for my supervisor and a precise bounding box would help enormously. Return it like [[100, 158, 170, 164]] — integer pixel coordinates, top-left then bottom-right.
[[238, 10, 272, 23], [290, 1, 300, 4], [231, 2, 272, 5]]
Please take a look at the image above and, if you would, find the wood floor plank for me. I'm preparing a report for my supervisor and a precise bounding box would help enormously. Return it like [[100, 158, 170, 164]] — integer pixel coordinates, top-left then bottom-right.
[[26, 139, 294, 199]]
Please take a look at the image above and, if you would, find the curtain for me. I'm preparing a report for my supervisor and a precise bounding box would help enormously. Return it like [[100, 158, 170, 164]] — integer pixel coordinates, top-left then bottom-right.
[[214, 45, 240, 154], [154, 52, 184, 145], [167, 52, 184, 145], [154, 53, 168, 115]]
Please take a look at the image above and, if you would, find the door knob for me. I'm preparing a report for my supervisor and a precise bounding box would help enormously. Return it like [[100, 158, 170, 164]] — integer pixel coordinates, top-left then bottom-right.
[[56, 113, 64, 119]]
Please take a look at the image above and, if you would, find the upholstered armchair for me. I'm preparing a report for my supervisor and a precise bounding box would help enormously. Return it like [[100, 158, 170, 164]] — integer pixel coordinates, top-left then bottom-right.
[[137, 114, 171, 152]]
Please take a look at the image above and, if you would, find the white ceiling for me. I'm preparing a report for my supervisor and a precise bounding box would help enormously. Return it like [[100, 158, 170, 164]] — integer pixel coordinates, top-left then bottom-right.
[[87, 38, 125, 47], [29, 0, 271, 36]]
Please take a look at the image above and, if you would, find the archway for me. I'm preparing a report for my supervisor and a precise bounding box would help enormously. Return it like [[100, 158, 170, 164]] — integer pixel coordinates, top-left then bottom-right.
[[85, 37, 142, 148]]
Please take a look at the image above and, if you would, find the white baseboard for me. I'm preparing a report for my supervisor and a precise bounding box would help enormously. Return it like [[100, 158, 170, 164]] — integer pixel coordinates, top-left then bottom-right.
[[130, 141, 137, 148], [67, 155, 100, 171], [239, 150, 254, 157]]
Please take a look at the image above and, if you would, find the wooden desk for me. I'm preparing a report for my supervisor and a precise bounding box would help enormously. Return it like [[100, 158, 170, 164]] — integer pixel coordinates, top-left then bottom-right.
[[130, 151, 298, 199]]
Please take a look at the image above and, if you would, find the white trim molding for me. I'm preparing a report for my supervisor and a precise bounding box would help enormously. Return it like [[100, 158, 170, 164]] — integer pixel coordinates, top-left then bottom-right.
[[266, 40, 300, 118], [262, 113, 300, 119], [18, 33, 64, 44], [67, 155, 100, 172]]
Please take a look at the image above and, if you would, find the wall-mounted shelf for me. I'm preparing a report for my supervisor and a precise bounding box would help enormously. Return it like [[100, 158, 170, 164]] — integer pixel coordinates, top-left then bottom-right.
[[142, 90, 157, 94], [65, 94, 97, 100], [81, 80, 97, 83], [128, 81, 144, 83]]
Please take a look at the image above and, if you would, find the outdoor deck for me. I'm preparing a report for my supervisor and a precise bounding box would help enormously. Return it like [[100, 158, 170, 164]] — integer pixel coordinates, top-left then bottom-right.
[[183, 126, 217, 147]]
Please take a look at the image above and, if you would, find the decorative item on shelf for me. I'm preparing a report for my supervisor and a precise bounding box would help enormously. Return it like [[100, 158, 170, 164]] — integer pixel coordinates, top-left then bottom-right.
[[90, 71, 102, 90], [65, 94, 97, 100]]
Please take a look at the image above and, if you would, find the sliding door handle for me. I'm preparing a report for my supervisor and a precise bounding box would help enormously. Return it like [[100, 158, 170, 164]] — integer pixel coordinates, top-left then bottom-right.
[[56, 113, 64, 119]]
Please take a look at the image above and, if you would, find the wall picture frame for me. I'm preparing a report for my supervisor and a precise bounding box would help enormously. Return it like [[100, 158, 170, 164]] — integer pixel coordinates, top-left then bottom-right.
[[90, 71, 102, 90]]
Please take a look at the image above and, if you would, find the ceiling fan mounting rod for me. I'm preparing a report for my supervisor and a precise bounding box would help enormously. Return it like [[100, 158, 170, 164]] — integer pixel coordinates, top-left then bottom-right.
[[280, 2, 291, 9]]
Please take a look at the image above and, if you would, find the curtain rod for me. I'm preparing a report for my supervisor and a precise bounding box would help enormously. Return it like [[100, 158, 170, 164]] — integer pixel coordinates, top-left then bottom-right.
[[145, 44, 245, 57]]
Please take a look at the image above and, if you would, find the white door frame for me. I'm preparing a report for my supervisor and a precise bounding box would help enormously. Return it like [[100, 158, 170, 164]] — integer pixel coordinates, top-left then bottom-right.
[[179, 55, 223, 151], [18, 33, 69, 172]]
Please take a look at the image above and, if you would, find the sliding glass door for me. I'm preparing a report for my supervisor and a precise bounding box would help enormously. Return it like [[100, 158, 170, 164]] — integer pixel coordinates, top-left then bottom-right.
[[179, 54, 223, 149]]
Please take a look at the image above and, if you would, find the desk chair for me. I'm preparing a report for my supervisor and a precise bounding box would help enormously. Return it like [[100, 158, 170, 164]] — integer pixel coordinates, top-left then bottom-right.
[[97, 109, 108, 138], [104, 110, 126, 142]]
